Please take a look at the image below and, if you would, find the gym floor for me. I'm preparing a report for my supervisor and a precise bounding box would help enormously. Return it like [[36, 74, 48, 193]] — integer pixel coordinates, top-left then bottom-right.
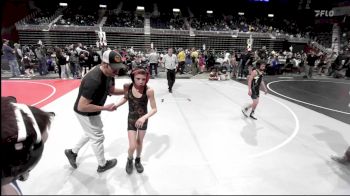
[[2, 76, 349, 194]]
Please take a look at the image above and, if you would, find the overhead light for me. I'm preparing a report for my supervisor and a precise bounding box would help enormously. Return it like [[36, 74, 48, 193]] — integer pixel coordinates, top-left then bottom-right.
[[173, 8, 180, 12], [268, 14, 274, 17], [99, 4, 107, 8], [59, 2, 67, 6], [238, 12, 244, 16], [207, 10, 213, 14], [137, 6, 144, 11]]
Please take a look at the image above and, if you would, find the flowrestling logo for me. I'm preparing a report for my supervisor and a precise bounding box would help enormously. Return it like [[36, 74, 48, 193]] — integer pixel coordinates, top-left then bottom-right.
[[314, 10, 334, 17]]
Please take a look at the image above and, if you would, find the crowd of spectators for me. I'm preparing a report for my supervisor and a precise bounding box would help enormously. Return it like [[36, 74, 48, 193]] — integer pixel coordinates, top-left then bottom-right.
[[7, 4, 350, 79], [150, 13, 186, 30], [3, 38, 349, 80], [105, 11, 144, 28], [54, 7, 99, 26], [190, 15, 230, 31], [17, 4, 340, 49], [1, 40, 105, 79], [22, 8, 58, 25]]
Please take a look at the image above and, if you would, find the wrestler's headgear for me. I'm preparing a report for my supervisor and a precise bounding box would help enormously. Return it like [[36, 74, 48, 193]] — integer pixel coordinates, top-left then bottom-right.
[[1, 102, 46, 181], [256, 60, 267, 69], [130, 67, 150, 84]]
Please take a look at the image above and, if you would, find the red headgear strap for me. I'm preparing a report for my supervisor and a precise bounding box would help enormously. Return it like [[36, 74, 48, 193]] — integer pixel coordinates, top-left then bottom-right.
[[131, 68, 150, 84]]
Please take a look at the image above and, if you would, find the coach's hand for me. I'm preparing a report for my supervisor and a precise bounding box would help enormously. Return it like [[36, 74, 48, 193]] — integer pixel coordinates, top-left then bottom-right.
[[104, 103, 117, 111]]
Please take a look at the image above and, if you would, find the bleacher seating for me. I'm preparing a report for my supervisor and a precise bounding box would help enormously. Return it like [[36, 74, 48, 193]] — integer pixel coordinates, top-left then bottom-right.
[[15, 6, 335, 53], [105, 11, 144, 28]]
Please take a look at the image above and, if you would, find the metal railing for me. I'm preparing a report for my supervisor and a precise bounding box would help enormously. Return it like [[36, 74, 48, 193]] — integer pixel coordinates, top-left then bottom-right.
[[16, 24, 307, 53], [151, 28, 189, 35]]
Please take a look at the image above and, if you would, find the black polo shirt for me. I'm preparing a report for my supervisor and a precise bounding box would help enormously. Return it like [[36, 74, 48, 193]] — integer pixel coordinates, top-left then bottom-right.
[[74, 65, 115, 116]]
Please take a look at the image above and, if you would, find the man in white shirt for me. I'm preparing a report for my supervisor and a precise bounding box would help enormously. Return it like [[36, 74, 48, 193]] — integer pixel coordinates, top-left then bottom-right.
[[163, 48, 178, 93], [148, 49, 159, 77]]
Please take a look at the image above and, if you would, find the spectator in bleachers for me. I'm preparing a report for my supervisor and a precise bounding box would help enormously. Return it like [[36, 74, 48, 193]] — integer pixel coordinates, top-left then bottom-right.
[[79, 50, 90, 77], [34, 43, 48, 76], [25, 7, 56, 25], [209, 66, 219, 80], [330, 48, 350, 78], [322, 51, 337, 76], [177, 48, 186, 75], [106, 11, 144, 28], [185, 50, 192, 72], [258, 46, 268, 60], [68, 48, 80, 79], [90, 48, 102, 68], [22, 53, 34, 77], [230, 51, 239, 79], [206, 51, 216, 72], [148, 49, 160, 78], [190, 48, 199, 76], [304, 50, 318, 79], [14, 43, 24, 74], [345, 48, 350, 79], [290, 54, 302, 74], [266, 52, 278, 75], [2, 39, 21, 77], [198, 53, 206, 74], [56, 48, 69, 79], [219, 64, 229, 80], [316, 52, 329, 76], [238, 49, 252, 79]]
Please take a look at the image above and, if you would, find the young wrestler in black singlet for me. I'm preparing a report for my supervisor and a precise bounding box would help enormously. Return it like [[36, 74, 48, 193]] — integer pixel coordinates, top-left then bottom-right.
[[114, 68, 157, 174], [242, 60, 268, 120]]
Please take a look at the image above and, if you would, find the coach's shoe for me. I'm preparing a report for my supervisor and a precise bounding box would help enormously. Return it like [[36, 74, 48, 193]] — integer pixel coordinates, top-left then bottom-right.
[[97, 159, 117, 173], [331, 155, 350, 165], [249, 111, 257, 120], [126, 158, 134, 174], [65, 149, 77, 169], [135, 157, 144, 173], [242, 107, 249, 117]]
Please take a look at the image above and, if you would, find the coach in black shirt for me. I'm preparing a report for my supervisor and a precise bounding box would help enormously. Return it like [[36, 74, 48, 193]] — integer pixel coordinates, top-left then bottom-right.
[[65, 50, 125, 173]]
